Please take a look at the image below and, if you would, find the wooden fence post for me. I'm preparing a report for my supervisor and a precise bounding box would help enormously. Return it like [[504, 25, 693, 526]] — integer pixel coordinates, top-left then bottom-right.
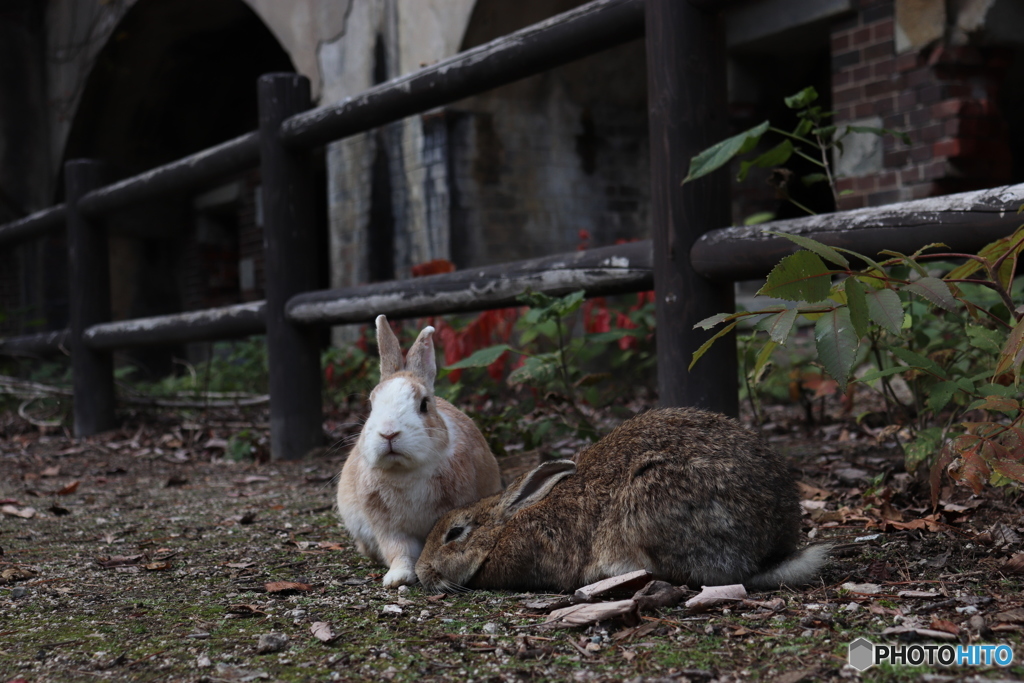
[[257, 73, 324, 460], [645, 0, 738, 415], [65, 159, 116, 436]]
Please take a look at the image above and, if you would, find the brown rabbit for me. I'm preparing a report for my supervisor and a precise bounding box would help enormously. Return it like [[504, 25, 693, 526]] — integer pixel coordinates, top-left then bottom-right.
[[416, 407, 827, 593], [337, 315, 502, 587]]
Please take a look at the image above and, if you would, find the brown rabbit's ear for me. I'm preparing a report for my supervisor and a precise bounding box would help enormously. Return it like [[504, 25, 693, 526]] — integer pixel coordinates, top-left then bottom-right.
[[497, 460, 576, 518], [376, 315, 403, 379], [406, 326, 437, 388]]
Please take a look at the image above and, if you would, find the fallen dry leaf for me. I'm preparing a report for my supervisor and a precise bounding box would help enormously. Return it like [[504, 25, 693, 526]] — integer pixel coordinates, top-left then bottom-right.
[[684, 584, 747, 612], [144, 561, 171, 571], [1, 568, 37, 584], [265, 581, 312, 594], [930, 618, 960, 635], [881, 625, 956, 641], [1000, 554, 1024, 575], [897, 590, 939, 599], [40, 466, 60, 478], [632, 580, 687, 611], [797, 481, 831, 500], [96, 554, 144, 568], [316, 542, 346, 551], [310, 621, 337, 643], [883, 513, 944, 533], [54, 481, 80, 496], [992, 608, 1024, 624], [1, 505, 36, 519], [542, 599, 639, 629], [226, 604, 267, 617], [225, 562, 256, 569], [574, 570, 652, 602]]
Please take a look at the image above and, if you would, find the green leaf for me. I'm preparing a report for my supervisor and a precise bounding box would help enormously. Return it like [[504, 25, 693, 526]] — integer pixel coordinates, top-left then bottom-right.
[[794, 118, 814, 137], [801, 173, 828, 187], [845, 277, 870, 338], [889, 346, 946, 379], [785, 86, 819, 109], [694, 311, 747, 330], [845, 125, 912, 145], [993, 316, 1024, 382], [737, 140, 794, 181], [743, 211, 776, 226], [689, 321, 738, 370], [445, 344, 513, 370], [811, 125, 837, 139], [507, 355, 558, 386], [966, 325, 1004, 354], [765, 231, 849, 268], [751, 339, 779, 384], [814, 307, 859, 391], [927, 380, 959, 414], [865, 288, 904, 335], [905, 427, 944, 473], [857, 365, 910, 383], [757, 251, 833, 302], [759, 308, 799, 345], [683, 120, 769, 183], [966, 395, 1021, 413], [904, 277, 957, 312]]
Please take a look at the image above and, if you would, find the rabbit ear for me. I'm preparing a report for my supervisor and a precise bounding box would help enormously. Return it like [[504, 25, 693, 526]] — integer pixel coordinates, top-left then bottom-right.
[[376, 315, 404, 379], [498, 460, 576, 517], [406, 326, 437, 388]]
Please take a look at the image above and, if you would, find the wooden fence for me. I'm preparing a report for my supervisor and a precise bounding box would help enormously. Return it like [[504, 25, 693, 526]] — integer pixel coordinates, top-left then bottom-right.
[[1, 0, 1022, 459]]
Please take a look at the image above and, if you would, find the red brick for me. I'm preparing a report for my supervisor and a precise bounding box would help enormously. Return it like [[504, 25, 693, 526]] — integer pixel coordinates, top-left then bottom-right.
[[894, 53, 917, 72], [873, 59, 895, 78], [933, 138, 974, 158], [923, 160, 949, 180], [834, 85, 862, 105], [865, 80, 894, 97], [897, 90, 917, 110], [874, 95, 896, 115], [919, 84, 946, 104], [868, 189, 902, 206], [909, 108, 932, 126], [910, 144, 933, 163], [833, 71, 852, 88], [885, 150, 910, 167], [931, 99, 967, 118], [944, 118, 964, 137], [910, 182, 941, 199], [920, 122, 944, 142], [877, 171, 898, 189], [864, 41, 894, 61], [873, 19, 894, 41], [905, 68, 930, 88], [900, 166, 922, 184], [854, 102, 875, 118], [838, 195, 867, 210], [854, 176, 878, 192], [832, 33, 851, 52], [836, 178, 856, 193], [852, 65, 872, 83], [852, 27, 873, 47]]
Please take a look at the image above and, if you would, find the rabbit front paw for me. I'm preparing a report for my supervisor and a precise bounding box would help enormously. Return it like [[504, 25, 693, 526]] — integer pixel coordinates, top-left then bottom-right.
[[382, 561, 419, 588]]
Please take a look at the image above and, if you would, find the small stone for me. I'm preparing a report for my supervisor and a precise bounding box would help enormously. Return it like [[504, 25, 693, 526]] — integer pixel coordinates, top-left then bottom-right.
[[397, 585, 410, 595], [482, 622, 500, 635], [843, 602, 859, 612], [381, 604, 402, 616], [256, 632, 289, 654], [11, 587, 27, 599], [585, 642, 601, 652], [196, 655, 212, 668], [186, 632, 210, 639], [956, 605, 979, 615]]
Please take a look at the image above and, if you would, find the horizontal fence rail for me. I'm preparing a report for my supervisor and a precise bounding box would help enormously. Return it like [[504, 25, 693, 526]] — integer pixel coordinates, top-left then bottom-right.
[[82, 301, 267, 350], [287, 241, 653, 325], [0, 204, 66, 246], [280, 0, 645, 149], [0, 329, 70, 356], [78, 132, 261, 217], [692, 183, 1024, 281]]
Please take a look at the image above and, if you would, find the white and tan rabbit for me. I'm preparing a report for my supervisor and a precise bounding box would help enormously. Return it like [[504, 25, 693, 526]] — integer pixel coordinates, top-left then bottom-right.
[[416, 407, 828, 593], [337, 315, 502, 587]]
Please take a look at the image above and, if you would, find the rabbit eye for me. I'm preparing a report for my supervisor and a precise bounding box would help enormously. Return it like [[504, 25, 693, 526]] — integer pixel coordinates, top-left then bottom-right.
[[420, 397, 429, 414], [443, 526, 465, 544]]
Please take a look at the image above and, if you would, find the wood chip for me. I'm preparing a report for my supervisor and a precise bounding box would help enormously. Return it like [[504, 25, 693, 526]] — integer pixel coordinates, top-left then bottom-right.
[[265, 581, 312, 594], [684, 584, 747, 612], [573, 570, 652, 602], [541, 599, 640, 629], [897, 590, 939, 598], [1, 505, 36, 519], [880, 626, 957, 641], [992, 608, 1024, 624]]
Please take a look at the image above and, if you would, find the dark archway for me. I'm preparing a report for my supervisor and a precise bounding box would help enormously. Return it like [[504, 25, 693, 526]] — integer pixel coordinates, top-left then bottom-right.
[[58, 0, 299, 376]]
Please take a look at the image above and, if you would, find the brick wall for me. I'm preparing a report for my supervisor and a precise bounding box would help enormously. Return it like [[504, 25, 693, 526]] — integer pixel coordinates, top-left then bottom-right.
[[831, 0, 1012, 210]]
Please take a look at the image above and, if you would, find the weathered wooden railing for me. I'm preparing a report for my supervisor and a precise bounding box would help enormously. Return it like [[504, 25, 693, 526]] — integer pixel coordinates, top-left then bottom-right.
[[2, 0, 1020, 459]]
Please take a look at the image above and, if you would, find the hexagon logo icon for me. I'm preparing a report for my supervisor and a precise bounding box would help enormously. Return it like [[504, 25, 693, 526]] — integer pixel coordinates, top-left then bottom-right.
[[848, 638, 875, 671]]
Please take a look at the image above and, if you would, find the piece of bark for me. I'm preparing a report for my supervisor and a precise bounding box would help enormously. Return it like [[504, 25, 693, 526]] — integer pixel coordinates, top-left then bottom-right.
[[573, 570, 652, 603], [632, 580, 687, 611], [541, 599, 640, 629], [684, 584, 747, 613]]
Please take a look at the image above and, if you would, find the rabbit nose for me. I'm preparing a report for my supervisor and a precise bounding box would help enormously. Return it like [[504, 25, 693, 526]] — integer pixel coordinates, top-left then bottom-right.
[[380, 431, 400, 442]]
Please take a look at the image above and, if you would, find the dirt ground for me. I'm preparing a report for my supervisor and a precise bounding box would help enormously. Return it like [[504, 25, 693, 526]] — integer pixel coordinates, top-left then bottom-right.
[[2, 403, 1024, 683]]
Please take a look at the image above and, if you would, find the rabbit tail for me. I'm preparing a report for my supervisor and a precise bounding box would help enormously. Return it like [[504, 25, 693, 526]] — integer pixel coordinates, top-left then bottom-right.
[[744, 544, 830, 591]]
